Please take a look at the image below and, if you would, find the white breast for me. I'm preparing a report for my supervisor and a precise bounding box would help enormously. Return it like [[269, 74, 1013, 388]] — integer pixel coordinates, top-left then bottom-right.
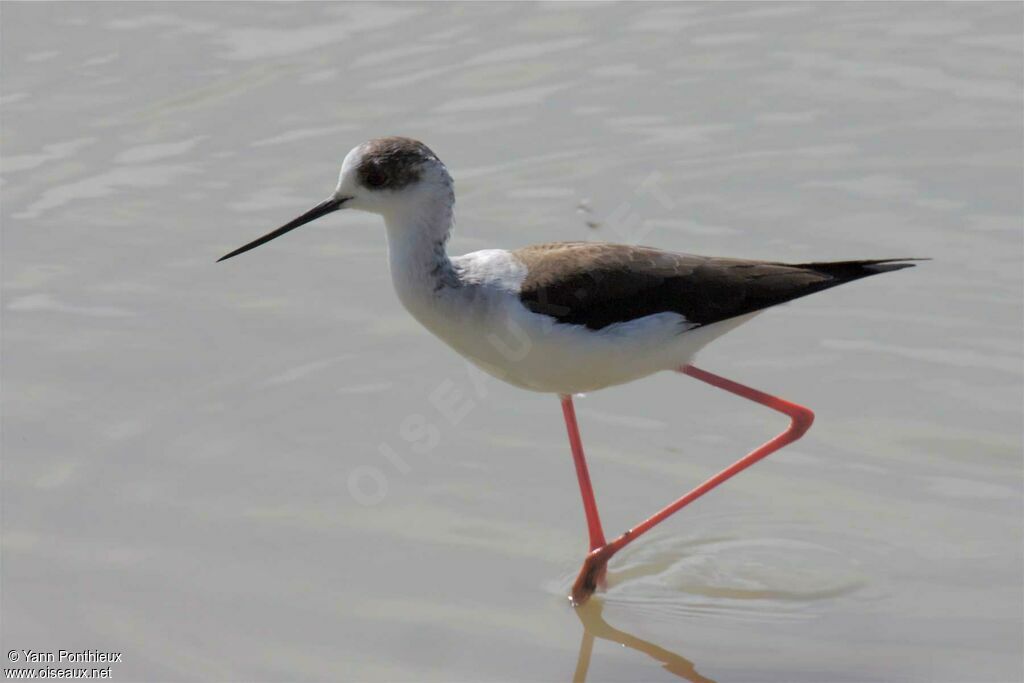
[[389, 248, 750, 395]]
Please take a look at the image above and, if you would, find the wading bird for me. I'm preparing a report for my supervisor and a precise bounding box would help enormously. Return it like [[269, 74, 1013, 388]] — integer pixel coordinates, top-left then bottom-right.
[[219, 137, 919, 605]]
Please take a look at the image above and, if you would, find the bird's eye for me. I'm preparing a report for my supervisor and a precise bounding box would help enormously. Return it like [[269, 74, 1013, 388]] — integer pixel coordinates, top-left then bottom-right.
[[364, 167, 387, 189]]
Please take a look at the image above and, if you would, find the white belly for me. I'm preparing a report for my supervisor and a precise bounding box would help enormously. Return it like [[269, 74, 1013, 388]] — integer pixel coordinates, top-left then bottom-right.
[[387, 245, 757, 395], [415, 290, 758, 394]]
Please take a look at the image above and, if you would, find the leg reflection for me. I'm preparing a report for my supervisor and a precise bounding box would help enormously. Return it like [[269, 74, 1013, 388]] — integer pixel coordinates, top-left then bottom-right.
[[573, 599, 715, 683]]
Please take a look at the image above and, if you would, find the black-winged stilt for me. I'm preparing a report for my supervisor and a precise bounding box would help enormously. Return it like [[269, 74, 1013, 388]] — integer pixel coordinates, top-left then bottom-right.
[[219, 137, 920, 605]]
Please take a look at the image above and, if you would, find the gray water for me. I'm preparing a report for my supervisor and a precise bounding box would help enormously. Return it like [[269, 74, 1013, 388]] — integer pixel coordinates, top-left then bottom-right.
[[2, 3, 1022, 681]]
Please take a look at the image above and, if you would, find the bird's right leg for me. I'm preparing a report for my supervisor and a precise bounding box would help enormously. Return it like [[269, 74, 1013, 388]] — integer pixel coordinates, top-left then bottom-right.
[[567, 365, 815, 606]]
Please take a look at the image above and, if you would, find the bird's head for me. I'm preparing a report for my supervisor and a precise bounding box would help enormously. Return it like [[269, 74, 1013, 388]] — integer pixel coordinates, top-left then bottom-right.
[[338, 137, 452, 215], [218, 136, 452, 262]]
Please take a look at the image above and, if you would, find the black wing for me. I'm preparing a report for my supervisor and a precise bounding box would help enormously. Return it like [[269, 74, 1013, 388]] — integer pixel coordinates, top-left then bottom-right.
[[514, 242, 921, 331]]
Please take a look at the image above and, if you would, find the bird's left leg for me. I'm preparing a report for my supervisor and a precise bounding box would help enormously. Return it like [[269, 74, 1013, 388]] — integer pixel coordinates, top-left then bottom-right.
[[560, 394, 608, 553], [569, 364, 814, 605], [561, 394, 616, 601]]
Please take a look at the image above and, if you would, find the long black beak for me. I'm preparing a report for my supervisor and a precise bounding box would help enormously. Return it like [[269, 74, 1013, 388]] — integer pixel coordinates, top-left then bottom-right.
[[217, 196, 348, 262]]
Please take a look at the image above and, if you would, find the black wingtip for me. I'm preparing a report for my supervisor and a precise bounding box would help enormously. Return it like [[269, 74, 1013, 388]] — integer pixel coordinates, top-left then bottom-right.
[[864, 262, 915, 274], [794, 257, 929, 274], [784, 257, 928, 285], [861, 257, 930, 274]]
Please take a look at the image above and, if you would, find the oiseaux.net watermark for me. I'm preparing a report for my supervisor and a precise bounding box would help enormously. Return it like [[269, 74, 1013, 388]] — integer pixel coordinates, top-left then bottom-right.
[[5, 649, 123, 679], [347, 171, 676, 506]]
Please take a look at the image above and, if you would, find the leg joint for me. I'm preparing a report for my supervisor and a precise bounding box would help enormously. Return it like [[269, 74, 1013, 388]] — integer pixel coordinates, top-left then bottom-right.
[[787, 405, 815, 439]]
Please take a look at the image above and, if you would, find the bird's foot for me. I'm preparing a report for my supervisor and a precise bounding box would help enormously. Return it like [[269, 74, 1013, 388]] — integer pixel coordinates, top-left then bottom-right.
[[570, 544, 618, 606]]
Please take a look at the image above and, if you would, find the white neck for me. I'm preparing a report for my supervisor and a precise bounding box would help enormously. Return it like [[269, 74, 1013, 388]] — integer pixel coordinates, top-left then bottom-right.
[[381, 193, 459, 318]]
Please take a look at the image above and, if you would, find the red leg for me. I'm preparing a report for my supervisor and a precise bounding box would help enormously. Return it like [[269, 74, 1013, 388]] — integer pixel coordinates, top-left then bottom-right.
[[569, 364, 814, 605], [561, 395, 607, 551]]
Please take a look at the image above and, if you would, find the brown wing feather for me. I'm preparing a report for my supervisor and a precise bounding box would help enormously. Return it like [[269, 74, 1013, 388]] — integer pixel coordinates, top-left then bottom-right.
[[513, 242, 918, 330]]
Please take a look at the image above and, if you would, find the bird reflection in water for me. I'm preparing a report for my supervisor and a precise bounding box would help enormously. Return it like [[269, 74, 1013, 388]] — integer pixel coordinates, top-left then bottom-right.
[[572, 599, 715, 683]]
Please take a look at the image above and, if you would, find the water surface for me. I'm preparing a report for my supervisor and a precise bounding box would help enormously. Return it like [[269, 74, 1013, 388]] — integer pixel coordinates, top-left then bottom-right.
[[3, 3, 1022, 681]]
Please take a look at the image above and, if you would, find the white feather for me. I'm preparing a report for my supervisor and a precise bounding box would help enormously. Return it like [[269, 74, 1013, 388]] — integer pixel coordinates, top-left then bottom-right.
[[335, 145, 759, 395], [394, 244, 756, 394]]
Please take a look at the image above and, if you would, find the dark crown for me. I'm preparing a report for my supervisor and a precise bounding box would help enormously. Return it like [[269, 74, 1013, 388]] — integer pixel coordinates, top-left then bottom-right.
[[357, 137, 442, 191]]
